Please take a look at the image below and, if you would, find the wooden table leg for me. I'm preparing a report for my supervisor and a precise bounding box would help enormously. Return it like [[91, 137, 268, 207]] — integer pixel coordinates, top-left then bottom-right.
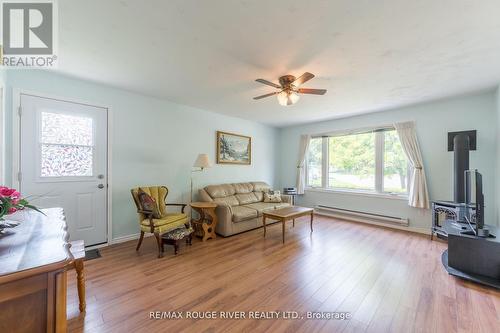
[[282, 218, 285, 244], [202, 223, 210, 242], [74, 259, 86, 312], [205, 208, 217, 241], [263, 215, 266, 237], [310, 212, 314, 232]]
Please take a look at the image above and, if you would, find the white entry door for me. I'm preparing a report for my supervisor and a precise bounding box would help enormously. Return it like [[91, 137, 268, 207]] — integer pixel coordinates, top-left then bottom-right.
[[19, 94, 108, 246]]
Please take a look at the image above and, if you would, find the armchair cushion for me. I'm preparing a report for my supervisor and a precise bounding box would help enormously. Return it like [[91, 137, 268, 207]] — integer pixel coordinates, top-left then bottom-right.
[[138, 189, 162, 218], [140, 213, 188, 233], [131, 186, 169, 217], [140, 213, 188, 227]]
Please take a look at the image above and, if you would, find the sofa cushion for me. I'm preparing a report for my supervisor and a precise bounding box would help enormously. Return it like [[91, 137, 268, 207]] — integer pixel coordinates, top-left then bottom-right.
[[264, 191, 282, 203], [244, 202, 291, 216], [253, 191, 264, 201], [205, 184, 235, 198], [235, 192, 259, 205], [232, 206, 258, 222], [252, 182, 271, 192], [214, 196, 239, 206], [233, 182, 254, 193]]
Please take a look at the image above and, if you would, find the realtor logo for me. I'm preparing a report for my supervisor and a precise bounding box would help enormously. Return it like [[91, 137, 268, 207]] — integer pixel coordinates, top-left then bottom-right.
[[1, 0, 58, 67]]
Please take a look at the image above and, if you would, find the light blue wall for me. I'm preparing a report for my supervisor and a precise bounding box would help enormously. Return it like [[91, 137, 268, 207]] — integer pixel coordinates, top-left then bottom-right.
[[496, 86, 500, 225], [1, 69, 279, 239], [278, 92, 498, 231]]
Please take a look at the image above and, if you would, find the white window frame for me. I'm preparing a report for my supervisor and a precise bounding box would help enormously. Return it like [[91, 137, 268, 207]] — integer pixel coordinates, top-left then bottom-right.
[[305, 127, 409, 198]]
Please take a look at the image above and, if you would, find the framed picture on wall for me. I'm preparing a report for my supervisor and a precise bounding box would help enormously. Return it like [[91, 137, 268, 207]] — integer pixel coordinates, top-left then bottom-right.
[[216, 131, 251, 165]]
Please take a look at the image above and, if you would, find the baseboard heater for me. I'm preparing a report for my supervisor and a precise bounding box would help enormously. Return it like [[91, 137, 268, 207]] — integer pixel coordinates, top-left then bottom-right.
[[315, 205, 409, 226]]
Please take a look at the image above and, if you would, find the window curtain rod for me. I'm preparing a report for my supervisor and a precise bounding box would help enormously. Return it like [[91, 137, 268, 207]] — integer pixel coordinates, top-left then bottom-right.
[[310, 124, 395, 139]]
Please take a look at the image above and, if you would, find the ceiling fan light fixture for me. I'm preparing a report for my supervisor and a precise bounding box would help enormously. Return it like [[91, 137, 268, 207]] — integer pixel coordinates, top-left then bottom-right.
[[255, 72, 324, 105], [277, 90, 300, 106]]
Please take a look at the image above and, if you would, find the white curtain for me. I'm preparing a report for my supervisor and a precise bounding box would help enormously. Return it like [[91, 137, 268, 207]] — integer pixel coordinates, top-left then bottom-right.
[[296, 134, 311, 195], [394, 121, 430, 209]]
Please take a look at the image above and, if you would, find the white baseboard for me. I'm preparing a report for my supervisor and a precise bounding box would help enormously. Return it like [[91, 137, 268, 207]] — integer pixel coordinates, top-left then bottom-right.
[[111, 232, 152, 245], [315, 210, 431, 235]]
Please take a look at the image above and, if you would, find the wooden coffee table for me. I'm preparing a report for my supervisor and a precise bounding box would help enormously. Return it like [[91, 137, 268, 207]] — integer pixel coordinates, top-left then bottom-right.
[[263, 206, 314, 243]]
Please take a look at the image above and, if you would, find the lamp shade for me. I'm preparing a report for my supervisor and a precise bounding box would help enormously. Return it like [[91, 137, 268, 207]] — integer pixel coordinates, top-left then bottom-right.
[[193, 154, 211, 169], [277, 90, 300, 106]]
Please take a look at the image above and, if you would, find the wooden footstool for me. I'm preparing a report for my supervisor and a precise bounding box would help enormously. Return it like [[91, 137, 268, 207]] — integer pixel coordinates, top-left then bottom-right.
[[161, 227, 194, 255]]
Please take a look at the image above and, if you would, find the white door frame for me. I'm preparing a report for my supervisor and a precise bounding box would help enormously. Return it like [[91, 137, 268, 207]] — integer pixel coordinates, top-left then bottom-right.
[[0, 86, 4, 184], [12, 88, 113, 246]]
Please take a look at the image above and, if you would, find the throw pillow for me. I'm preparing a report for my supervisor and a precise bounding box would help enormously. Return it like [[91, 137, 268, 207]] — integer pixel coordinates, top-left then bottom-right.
[[264, 190, 282, 203], [138, 189, 162, 218]]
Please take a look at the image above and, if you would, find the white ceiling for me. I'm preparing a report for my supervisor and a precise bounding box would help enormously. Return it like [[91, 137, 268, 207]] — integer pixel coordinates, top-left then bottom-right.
[[57, 0, 500, 127]]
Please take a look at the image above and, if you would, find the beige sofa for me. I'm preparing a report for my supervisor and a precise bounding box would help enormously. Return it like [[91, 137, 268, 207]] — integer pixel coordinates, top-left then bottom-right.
[[198, 182, 292, 236]]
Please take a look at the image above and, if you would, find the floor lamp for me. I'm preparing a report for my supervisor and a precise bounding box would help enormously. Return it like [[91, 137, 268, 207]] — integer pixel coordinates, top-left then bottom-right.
[[190, 153, 211, 205]]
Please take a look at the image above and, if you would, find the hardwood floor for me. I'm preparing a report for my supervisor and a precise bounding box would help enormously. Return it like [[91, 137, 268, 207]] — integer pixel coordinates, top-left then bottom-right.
[[67, 215, 500, 333]]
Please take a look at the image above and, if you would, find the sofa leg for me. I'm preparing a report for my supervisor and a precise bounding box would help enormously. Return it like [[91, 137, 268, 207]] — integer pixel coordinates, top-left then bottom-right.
[[136, 231, 145, 251], [154, 233, 163, 258]]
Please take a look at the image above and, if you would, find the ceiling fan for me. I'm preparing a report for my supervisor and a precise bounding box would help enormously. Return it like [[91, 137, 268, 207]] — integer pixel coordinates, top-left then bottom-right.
[[253, 72, 327, 106]]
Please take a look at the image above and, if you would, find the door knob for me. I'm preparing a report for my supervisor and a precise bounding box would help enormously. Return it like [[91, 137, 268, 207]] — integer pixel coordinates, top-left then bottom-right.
[[98, 174, 105, 179], [98, 184, 105, 189]]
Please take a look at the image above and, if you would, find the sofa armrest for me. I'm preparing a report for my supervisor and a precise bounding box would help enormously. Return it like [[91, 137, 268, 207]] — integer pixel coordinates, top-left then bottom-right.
[[214, 204, 233, 236], [215, 203, 233, 216], [198, 188, 214, 202], [281, 194, 293, 205]]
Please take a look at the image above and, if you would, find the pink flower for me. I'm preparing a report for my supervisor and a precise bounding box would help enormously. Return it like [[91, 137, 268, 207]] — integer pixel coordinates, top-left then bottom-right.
[[0, 187, 16, 197], [8, 207, 17, 214], [0, 186, 8, 197], [0, 187, 21, 199]]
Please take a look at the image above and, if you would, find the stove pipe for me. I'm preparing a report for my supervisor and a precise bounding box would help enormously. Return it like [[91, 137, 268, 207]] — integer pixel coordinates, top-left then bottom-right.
[[453, 134, 470, 203]]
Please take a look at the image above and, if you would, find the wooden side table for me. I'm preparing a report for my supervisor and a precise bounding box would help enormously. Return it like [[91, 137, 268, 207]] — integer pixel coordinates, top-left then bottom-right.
[[190, 202, 218, 241]]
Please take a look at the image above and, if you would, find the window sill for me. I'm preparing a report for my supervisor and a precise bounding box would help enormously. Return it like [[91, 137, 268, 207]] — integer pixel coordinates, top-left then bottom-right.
[[305, 187, 408, 201]]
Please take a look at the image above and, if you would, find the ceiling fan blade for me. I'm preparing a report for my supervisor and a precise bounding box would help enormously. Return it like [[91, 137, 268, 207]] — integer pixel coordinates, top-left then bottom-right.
[[293, 72, 315, 86], [255, 79, 281, 89], [253, 91, 279, 100], [298, 88, 327, 95]]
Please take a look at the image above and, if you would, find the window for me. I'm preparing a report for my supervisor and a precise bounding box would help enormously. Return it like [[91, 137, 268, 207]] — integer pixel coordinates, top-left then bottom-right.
[[328, 132, 375, 190], [306, 128, 409, 196], [40, 112, 94, 177]]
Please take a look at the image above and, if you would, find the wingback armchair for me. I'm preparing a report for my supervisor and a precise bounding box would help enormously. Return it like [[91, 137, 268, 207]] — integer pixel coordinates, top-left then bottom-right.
[[131, 186, 189, 258]]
